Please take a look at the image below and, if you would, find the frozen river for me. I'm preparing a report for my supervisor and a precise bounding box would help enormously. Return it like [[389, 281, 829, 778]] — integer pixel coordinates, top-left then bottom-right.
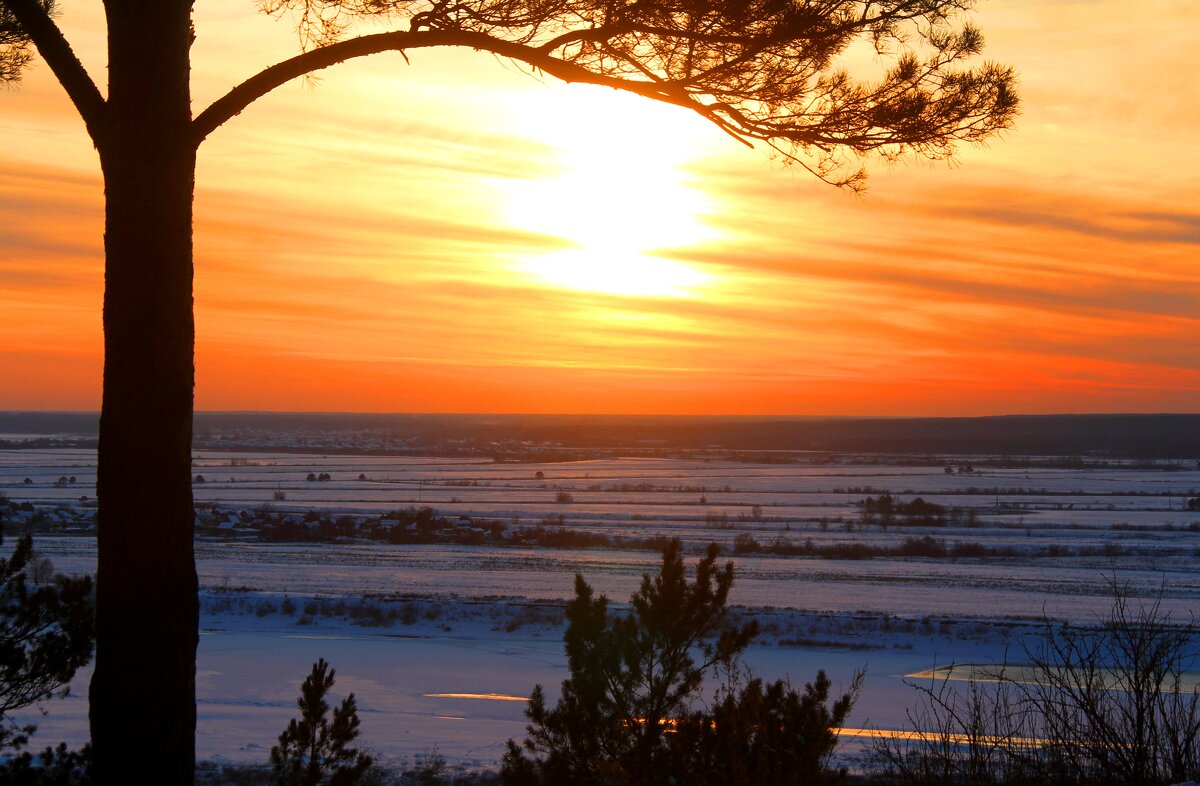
[[22, 614, 994, 769], [4, 449, 1199, 769]]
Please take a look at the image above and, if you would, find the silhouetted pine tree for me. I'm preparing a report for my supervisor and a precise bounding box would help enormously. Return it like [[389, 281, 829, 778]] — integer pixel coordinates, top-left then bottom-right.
[[672, 672, 863, 786], [270, 658, 372, 786], [0, 530, 94, 753], [0, 528, 94, 785], [503, 541, 861, 786]]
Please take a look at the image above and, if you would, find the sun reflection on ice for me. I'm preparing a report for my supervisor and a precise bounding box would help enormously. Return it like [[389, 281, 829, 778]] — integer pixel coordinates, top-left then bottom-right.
[[424, 692, 528, 702]]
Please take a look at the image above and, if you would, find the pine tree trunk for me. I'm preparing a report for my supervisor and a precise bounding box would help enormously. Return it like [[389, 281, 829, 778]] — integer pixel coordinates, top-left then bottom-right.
[[90, 1, 198, 782]]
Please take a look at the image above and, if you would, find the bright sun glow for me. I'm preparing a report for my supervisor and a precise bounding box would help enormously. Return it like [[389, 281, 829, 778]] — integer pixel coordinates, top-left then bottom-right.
[[501, 85, 722, 298]]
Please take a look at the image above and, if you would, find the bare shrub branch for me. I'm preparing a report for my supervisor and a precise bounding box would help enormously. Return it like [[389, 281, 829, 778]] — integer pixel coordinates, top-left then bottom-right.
[[873, 581, 1200, 786]]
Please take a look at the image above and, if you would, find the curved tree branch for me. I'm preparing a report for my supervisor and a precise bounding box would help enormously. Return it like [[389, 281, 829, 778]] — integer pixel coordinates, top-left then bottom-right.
[[0, 0, 104, 141], [197, 3, 1015, 192], [193, 27, 753, 148]]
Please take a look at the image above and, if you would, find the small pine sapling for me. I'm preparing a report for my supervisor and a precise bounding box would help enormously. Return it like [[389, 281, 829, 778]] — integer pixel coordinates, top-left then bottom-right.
[[270, 658, 372, 786]]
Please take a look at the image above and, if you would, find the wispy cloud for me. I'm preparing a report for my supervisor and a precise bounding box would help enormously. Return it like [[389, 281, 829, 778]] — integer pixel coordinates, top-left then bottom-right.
[[2, 0, 1199, 413]]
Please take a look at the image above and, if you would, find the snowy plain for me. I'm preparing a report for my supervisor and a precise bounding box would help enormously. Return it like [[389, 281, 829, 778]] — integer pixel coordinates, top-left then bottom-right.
[[2, 449, 1199, 770]]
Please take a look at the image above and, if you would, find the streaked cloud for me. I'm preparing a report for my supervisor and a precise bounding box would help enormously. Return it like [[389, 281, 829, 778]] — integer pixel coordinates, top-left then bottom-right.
[[1, 0, 1197, 414]]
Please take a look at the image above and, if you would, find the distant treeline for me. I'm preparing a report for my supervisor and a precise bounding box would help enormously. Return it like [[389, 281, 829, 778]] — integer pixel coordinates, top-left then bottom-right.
[[731, 533, 1200, 561], [248, 507, 682, 554], [3, 411, 1200, 459], [0, 437, 98, 450], [228, 506, 1200, 562]]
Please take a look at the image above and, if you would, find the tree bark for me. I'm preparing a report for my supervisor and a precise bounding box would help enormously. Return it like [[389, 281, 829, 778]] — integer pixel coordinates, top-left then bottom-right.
[[91, 1, 198, 782]]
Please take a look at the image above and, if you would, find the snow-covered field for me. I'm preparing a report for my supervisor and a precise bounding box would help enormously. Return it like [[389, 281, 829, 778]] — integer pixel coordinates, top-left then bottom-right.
[[19, 596, 1004, 769], [2, 449, 1198, 769]]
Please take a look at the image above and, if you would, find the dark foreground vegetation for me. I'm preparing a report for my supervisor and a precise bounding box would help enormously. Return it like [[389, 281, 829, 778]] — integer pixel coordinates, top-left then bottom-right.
[[2, 530, 1197, 786], [871, 582, 1200, 786], [0, 530, 93, 785], [499, 541, 860, 786]]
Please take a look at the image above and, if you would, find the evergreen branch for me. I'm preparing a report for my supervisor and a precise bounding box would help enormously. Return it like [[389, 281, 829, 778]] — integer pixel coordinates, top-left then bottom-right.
[[195, 27, 756, 146]]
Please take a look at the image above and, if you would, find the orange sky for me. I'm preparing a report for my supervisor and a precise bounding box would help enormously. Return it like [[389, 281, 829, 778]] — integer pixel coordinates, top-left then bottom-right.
[[1, 1, 1198, 415]]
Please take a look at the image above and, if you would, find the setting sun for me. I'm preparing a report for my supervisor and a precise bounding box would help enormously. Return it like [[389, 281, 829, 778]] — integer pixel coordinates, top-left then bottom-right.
[[500, 85, 721, 298]]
